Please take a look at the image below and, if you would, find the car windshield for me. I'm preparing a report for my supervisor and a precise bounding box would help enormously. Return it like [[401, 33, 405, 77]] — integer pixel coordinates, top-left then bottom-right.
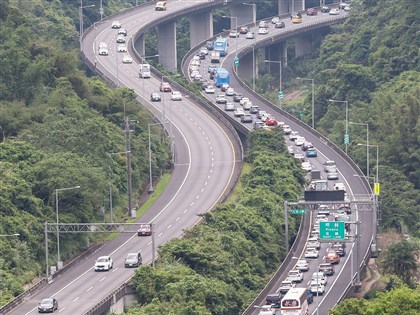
[[127, 254, 137, 259], [97, 257, 108, 262], [40, 299, 53, 306]]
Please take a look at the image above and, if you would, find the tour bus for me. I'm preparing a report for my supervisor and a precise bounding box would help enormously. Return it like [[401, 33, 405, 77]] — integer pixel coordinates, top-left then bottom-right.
[[281, 287, 309, 315], [213, 37, 228, 56], [214, 68, 230, 88]]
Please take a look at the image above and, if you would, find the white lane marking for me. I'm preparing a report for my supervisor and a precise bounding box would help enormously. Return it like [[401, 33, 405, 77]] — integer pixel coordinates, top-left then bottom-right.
[[204, 181, 208, 186], [99, 277, 106, 282], [59, 307, 66, 313], [176, 217, 180, 221], [196, 195, 200, 200], [190, 202, 194, 206], [183, 209, 188, 213], [201, 188, 204, 192], [158, 233, 163, 237], [167, 224, 172, 229], [72, 297, 79, 302], [147, 241, 152, 246], [86, 286, 93, 292], [112, 267, 119, 272]]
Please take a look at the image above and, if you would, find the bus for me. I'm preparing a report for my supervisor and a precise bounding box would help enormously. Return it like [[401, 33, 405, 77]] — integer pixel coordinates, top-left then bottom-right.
[[280, 287, 309, 315], [214, 68, 230, 88], [213, 37, 228, 56]]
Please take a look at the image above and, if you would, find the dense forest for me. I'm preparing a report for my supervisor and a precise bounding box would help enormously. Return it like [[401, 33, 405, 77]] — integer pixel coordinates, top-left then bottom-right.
[[0, 0, 419, 313]]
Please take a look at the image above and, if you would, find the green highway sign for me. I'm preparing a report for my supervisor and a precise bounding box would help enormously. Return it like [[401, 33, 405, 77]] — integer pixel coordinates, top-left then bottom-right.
[[278, 91, 284, 100], [234, 56, 239, 67], [291, 209, 306, 215], [344, 134, 350, 145], [320, 221, 345, 240]]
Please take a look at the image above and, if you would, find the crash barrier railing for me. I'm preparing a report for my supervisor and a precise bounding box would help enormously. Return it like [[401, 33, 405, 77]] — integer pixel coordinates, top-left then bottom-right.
[[0, 243, 103, 314]]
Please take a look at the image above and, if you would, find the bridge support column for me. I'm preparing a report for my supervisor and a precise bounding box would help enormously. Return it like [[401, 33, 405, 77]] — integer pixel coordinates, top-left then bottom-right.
[[278, 0, 289, 14], [133, 33, 145, 56], [190, 11, 213, 48], [295, 33, 312, 57], [238, 51, 254, 82], [265, 42, 286, 72], [109, 294, 124, 314], [157, 21, 177, 72], [229, 3, 256, 27]]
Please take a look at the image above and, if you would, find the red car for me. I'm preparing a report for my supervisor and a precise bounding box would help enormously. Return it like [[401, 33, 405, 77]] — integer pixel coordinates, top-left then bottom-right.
[[307, 8, 318, 16], [137, 224, 152, 236], [265, 118, 278, 126], [160, 82, 172, 92], [325, 250, 340, 264]]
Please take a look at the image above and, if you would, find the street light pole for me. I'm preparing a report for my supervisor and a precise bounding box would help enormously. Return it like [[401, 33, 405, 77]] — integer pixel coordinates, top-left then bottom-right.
[[297, 77, 315, 129], [55, 185, 80, 268], [79, 1, 95, 51], [329, 99, 349, 154], [148, 122, 169, 194], [265, 60, 282, 108], [350, 122, 369, 179]]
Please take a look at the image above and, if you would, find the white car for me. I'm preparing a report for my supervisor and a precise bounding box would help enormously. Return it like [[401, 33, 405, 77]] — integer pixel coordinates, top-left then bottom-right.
[[289, 131, 299, 141], [225, 87, 235, 96], [205, 85, 215, 94], [283, 125, 292, 134], [258, 28, 268, 35], [294, 153, 305, 161], [315, 214, 328, 224], [111, 21, 121, 29], [234, 108, 245, 117], [295, 259, 309, 271], [240, 97, 250, 106], [98, 48, 109, 56], [258, 305, 275, 315], [329, 8, 340, 15], [301, 161, 312, 172], [224, 102, 235, 111], [116, 34, 126, 43], [117, 44, 127, 52], [122, 54, 133, 63], [94, 256, 113, 271], [98, 42, 108, 50], [216, 94, 227, 104], [318, 204, 331, 216], [279, 279, 295, 294], [295, 136, 305, 146], [245, 32, 255, 39], [287, 145, 294, 154], [170, 91, 182, 101], [304, 247, 319, 259], [327, 171, 339, 180], [288, 269, 304, 283], [311, 272, 328, 285], [229, 30, 239, 38], [307, 237, 321, 249], [333, 182, 346, 191], [310, 282, 325, 295], [344, 5, 351, 11], [200, 47, 208, 55]]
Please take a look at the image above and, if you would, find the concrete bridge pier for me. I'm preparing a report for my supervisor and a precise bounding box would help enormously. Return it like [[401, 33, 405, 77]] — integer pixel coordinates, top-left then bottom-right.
[[157, 21, 177, 72], [190, 11, 213, 48], [229, 3, 256, 27], [295, 33, 313, 57], [265, 42, 287, 71], [133, 33, 145, 56], [237, 49, 255, 82]]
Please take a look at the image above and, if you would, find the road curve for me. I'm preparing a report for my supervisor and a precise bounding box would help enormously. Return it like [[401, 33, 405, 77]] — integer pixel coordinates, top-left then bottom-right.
[[7, 1, 240, 315], [182, 8, 374, 315]]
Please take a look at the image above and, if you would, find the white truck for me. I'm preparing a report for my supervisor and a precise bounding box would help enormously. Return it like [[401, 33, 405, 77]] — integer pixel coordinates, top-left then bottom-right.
[[139, 63, 151, 78], [210, 51, 220, 63]]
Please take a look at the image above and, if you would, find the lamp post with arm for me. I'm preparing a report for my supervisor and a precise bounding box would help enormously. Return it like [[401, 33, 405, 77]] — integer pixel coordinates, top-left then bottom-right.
[[264, 60, 282, 108], [79, 1, 95, 51], [55, 185, 81, 268], [329, 99, 349, 154], [148, 122, 169, 194], [297, 77, 315, 129]]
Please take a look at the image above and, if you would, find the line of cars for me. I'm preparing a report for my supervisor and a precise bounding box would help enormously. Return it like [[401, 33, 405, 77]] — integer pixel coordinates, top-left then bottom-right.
[[37, 224, 153, 313], [99, 20, 133, 64]]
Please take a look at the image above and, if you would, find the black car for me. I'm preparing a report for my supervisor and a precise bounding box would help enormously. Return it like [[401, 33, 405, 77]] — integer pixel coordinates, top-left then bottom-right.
[[241, 115, 253, 123], [150, 92, 161, 102], [233, 93, 243, 102], [275, 21, 285, 28], [266, 292, 282, 308], [318, 263, 335, 276], [307, 289, 314, 304], [206, 40, 214, 51], [38, 298, 58, 313], [199, 52, 206, 60], [249, 106, 260, 114], [321, 5, 330, 13], [124, 252, 142, 268], [239, 26, 249, 34], [332, 243, 346, 256]]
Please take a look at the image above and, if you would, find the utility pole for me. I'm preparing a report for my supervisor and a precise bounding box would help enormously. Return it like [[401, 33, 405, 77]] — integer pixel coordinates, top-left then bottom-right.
[[124, 117, 133, 218]]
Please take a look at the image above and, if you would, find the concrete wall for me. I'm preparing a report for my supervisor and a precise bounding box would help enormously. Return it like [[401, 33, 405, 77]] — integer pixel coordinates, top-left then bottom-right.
[[237, 49, 255, 82], [190, 11, 213, 48], [157, 21, 177, 72], [133, 33, 144, 56]]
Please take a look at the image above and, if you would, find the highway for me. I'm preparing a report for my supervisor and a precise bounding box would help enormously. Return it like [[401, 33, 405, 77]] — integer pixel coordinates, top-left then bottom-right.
[[6, 1, 374, 315], [8, 1, 240, 314], [182, 7, 373, 315]]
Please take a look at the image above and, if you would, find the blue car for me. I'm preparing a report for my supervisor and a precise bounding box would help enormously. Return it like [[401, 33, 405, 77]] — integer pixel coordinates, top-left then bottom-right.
[[306, 149, 318, 157]]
